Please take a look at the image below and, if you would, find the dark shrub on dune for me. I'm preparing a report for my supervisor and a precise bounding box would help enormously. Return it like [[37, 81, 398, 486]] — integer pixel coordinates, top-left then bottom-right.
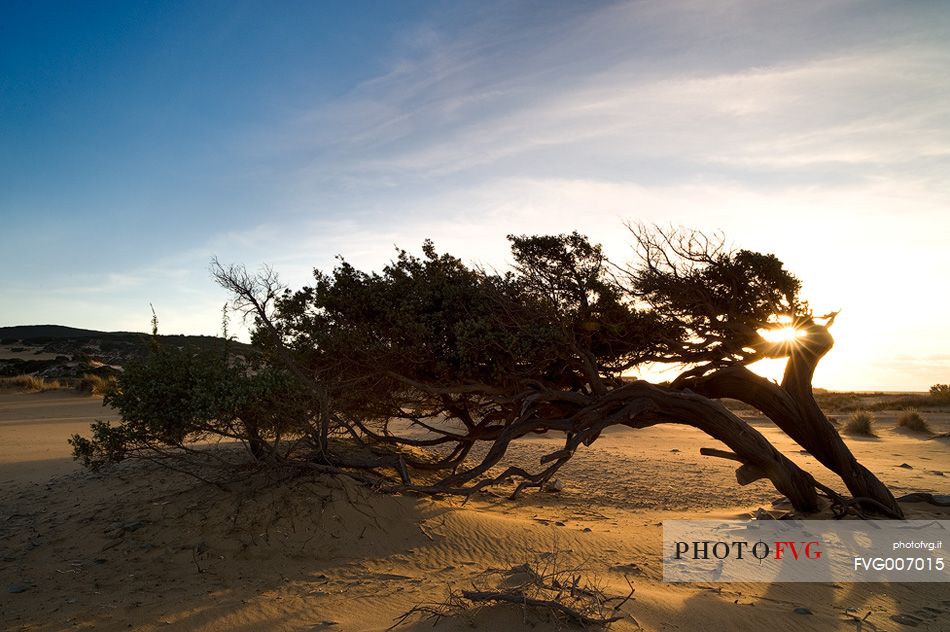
[[69, 340, 306, 469]]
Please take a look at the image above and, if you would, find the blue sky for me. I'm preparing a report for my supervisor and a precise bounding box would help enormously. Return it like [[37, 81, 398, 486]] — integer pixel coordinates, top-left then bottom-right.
[[2, 1, 949, 390]]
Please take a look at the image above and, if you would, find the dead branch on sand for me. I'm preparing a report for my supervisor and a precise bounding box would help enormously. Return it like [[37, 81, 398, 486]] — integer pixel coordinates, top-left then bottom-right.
[[390, 549, 638, 630]]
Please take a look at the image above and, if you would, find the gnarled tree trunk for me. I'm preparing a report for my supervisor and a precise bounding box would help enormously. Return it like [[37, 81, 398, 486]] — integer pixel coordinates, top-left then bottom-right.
[[685, 318, 902, 517], [413, 382, 821, 512], [623, 384, 821, 512]]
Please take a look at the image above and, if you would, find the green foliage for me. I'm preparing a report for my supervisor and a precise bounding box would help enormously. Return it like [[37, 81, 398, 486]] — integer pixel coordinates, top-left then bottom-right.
[[71, 341, 304, 468], [843, 410, 876, 437], [283, 243, 534, 383], [628, 227, 807, 364], [269, 234, 680, 425], [508, 231, 607, 313], [507, 232, 673, 369], [69, 421, 131, 470], [105, 346, 239, 444], [251, 230, 811, 448]]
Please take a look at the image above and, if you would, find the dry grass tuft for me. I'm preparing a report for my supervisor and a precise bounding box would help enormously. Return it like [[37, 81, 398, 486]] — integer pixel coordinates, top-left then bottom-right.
[[0, 374, 63, 392], [77, 373, 116, 396], [842, 410, 876, 437], [896, 410, 932, 434]]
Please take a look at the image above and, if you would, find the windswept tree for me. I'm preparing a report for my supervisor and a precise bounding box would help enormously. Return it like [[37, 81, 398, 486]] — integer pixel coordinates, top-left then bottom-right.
[[75, 225, 903, 518], [626, 227, 900, 516]]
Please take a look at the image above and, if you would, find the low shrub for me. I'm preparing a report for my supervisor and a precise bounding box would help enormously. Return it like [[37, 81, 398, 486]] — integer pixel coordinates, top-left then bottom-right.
[[814, 391, 862, 412], [931, 384, 950, 401], [842, 410, 876, 437], [77, 373, 117, 396], [70, 344, 306, 469], [0, 374, 62, 392], [896, 410, 931, 433]]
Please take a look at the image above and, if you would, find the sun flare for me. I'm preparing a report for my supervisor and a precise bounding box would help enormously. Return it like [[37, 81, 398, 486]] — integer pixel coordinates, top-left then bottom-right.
[[759, 325, 804, 344]]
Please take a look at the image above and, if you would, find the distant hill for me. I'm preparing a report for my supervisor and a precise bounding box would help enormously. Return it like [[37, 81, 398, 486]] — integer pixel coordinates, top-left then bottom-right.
[[0, 325, 252, 378], [0, 325, 119, 340]]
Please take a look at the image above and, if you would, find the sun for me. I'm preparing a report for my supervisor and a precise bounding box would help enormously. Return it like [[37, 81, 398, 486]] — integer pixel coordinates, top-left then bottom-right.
[[759, 326, 804, 344]]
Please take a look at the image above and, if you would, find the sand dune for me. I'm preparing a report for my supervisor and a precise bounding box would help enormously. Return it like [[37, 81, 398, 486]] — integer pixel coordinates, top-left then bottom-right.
[[1, 392, 948, 631], [0, 391, 120, 484]]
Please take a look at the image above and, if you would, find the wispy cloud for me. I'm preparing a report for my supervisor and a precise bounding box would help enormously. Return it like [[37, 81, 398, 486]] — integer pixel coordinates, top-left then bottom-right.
[[45, 272, 153, 295], [269, 0, 949, 196], [5, 0, 948, 389]]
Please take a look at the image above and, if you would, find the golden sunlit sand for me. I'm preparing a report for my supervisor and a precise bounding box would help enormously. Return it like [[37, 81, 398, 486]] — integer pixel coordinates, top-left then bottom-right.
[[2, 390, 948, 631]]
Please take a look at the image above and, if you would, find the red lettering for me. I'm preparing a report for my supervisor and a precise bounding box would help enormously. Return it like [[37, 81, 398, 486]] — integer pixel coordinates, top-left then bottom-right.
[[774, 541, 801, 560]]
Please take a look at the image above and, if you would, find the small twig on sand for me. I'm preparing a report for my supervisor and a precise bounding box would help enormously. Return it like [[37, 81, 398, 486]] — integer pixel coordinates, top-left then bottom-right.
[[390, 548, 637, 629], [192, 546, 204, 574], [459, 590, 625, 626]]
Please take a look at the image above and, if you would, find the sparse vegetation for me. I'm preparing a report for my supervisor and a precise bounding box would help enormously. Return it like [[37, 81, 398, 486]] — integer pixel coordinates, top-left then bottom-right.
[[931, 384, 950, 401], [0, 374, 63, 392], [813, 390, 863, 412], [843, 411, 876, 437], [77, 373, 117, 396], [0, 324, 253, 372], [896, 410, 931, 434], [855, 384, 950, 412]]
